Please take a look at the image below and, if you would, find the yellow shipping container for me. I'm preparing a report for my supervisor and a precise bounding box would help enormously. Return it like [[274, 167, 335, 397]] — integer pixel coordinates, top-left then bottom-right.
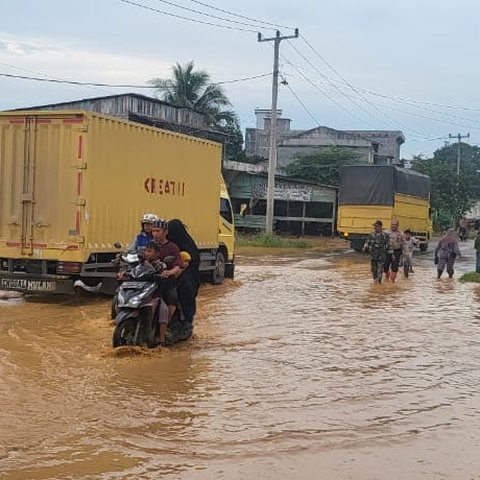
[[0, 111, 234, 293]]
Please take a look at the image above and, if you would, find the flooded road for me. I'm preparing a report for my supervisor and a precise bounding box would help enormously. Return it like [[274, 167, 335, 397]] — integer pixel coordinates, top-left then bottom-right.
[[1, 242, 480, 479]]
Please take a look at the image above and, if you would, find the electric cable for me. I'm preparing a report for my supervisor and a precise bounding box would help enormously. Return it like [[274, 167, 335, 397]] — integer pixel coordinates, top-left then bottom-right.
[[185, 0, 294, 30], [0, 72, 271, 88], [283, 80, 321, 126], [119, 0, 258, 32], [152, 0, 276, 30], [288, 40, 429, 138], [280, 53, 382, 130]]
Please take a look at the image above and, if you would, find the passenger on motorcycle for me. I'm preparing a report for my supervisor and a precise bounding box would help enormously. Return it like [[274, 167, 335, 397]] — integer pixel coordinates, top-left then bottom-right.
[[127, 213, 158, 252], [151, 220, 183, 344], [167, 219, 201, 324]]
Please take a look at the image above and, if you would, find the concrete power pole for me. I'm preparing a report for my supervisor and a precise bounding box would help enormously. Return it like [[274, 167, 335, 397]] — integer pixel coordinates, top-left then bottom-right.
[[449, 132, 470, 176], [449, 132, 470, 218], [258, 29, 299, 234]]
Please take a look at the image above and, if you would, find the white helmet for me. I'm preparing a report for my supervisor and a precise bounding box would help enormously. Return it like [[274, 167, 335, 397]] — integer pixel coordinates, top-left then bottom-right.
[[141, 213, 158, 224]]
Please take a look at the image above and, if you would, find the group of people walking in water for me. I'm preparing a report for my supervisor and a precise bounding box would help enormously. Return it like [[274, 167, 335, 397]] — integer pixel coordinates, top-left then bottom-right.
[[364, 218, 480, 284]]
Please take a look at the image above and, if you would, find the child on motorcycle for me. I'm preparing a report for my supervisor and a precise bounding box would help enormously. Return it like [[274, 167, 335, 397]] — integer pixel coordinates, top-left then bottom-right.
[[127, 213, 158, 252], [179, 251, 191, 271]]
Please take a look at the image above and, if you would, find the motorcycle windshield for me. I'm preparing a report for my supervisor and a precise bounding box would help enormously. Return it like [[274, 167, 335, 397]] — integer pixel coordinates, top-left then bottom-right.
[[130, 263, 157, 279]]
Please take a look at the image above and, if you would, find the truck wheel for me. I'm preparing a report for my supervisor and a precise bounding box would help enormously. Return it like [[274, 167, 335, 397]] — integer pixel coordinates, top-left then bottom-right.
[[212, 251, 226, 285], [420, 242, 428, 252], [351, 239, 365, 252]]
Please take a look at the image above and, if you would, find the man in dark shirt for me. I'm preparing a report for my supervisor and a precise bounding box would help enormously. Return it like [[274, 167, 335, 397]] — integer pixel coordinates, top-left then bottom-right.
[[151, 220, 182, 344]]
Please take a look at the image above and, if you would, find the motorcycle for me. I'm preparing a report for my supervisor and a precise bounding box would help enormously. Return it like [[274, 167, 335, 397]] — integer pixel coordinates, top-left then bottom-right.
[[111, 252, 193, 348]]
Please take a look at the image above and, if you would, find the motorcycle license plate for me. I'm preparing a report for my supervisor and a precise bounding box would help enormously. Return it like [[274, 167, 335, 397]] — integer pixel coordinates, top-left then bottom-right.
[[121, 281, 145, 289]]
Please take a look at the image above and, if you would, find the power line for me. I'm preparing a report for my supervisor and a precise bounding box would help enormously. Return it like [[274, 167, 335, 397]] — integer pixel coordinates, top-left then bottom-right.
[[285, 42, 401, 131], [409, 136, 449, 142], [0, 61, 113, 94], [119, 0, 257, 32], [283, 79, 321, 126], [278, 57, 480, 114], [0, 71, 271, 88], [152, 0, 276, 30], [280, 53, 381, 130], [186, 0, 294, 30], [282, 69, 480, 131], [374, 102, 480, 132], [291, 38, 428, 138]]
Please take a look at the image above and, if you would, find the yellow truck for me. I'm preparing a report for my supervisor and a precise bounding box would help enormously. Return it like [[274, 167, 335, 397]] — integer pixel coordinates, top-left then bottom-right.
[[0, 110, 235, 294], [337, 165, 432, 251]]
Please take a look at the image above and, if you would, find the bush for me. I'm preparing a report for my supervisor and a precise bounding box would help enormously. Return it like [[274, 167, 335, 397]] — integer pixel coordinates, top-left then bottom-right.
[[237, 233, 310, 249], [459, 272, 480, 283]]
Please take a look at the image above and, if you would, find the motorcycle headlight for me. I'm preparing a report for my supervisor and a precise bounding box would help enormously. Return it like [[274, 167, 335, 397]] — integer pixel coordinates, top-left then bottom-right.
[[130, 297, 141, 307]]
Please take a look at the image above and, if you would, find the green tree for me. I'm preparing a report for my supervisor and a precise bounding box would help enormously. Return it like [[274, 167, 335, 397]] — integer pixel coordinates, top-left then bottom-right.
[[285, 147, 363, 185], [149, 61, 237, 129], [412, 143, 480, 230], [149, 61, 243, 160]]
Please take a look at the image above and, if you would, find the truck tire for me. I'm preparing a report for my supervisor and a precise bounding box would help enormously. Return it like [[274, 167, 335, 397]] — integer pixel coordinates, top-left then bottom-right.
[[420, 242, 428, 252], [351, 239, 365, 252], [211, 251, 226, 285]]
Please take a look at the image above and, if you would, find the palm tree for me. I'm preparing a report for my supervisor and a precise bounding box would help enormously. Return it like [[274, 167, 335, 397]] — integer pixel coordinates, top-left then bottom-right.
[[149, 61, 237, 129]]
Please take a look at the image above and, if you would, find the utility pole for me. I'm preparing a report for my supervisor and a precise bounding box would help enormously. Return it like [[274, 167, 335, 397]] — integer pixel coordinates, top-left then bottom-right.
[[449, 132, 470, 218], [449, 132, 470, 176], [258, 28, 299, 234]]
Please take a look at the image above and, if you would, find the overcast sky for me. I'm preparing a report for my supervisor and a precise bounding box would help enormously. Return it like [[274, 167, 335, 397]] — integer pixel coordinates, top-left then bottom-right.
[[2, 0, 480, 157]]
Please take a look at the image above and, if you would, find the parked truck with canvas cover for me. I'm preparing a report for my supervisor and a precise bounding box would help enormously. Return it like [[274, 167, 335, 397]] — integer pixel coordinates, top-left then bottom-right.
[[337, 165, 432, 252], [0, 111, 235, 294]]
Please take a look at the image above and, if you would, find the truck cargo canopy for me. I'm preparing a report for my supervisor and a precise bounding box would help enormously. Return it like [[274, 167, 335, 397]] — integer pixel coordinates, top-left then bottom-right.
[[339, 166, 430, 206]]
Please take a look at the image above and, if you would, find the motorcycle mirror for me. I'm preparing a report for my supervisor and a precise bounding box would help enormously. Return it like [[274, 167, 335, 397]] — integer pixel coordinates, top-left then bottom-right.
[[114, 242, 122, 249]]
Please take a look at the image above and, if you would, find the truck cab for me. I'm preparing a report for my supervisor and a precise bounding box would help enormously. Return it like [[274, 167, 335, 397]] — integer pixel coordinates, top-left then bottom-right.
[[217, 177, 235, 282]]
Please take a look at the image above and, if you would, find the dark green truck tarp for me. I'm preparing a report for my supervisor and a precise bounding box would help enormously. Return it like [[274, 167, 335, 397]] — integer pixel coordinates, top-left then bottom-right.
[[339, 166, 431, 206]]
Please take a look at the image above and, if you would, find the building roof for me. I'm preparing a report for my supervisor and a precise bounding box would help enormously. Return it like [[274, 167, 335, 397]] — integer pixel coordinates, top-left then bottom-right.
[[12, 92, 179, 111], [343, 130, 406, 143]]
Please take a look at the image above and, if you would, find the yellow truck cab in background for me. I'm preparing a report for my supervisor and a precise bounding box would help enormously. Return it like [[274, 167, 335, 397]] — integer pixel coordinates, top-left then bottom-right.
[[337, 165, 432, 252], [0, 111, 235, 294]]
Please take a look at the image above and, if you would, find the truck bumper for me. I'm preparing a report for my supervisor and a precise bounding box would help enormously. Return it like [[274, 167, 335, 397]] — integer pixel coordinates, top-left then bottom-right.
[[0, 273, 75, 294]]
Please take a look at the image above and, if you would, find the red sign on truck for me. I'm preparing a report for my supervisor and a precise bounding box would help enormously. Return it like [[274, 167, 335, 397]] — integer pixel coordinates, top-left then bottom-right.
[[144, 178, 186, 196]]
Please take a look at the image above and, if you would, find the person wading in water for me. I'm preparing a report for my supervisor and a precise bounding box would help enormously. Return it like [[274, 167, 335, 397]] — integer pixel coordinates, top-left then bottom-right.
[[363, 220, 390, 284], [435, 228, 461, 279], [383, 218, 406, 283]]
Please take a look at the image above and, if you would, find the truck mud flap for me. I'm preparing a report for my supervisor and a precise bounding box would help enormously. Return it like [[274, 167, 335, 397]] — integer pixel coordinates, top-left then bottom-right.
[[100, 277, 120, 296], [0, 274, 74, 294]]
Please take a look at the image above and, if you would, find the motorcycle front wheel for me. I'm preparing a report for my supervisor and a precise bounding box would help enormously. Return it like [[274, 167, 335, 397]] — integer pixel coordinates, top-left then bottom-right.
[[113, 318, 137, 347]]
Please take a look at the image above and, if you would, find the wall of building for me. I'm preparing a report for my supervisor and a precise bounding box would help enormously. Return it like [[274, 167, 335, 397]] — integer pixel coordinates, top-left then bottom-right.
[[245, 109, 405, 167], [226, 171, 337, 235]]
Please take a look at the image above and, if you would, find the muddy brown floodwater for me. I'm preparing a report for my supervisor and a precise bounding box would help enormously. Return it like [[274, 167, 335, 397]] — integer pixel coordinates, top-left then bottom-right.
[[1, 242, 480, 479]]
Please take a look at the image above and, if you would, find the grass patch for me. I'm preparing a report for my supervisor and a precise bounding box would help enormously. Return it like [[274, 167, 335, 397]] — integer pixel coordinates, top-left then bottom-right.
[[236, 233, 311, 249], [459, 272, 480, 283]]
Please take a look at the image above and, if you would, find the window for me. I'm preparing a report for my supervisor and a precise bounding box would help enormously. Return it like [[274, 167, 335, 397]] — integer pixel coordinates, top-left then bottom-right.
[[220, 198, 233, 224]]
